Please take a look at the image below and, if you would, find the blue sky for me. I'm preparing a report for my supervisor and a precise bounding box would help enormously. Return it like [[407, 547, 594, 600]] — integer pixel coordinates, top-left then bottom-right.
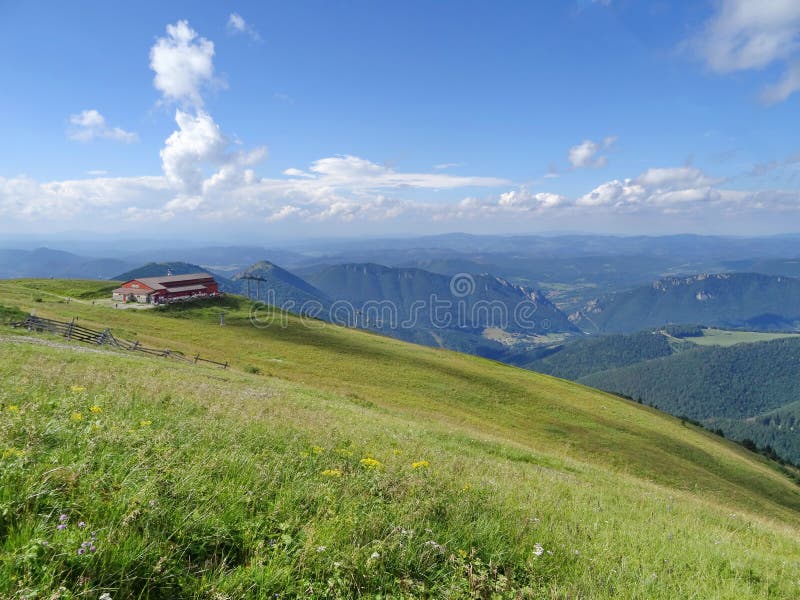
[[1, 0, 799, 240]]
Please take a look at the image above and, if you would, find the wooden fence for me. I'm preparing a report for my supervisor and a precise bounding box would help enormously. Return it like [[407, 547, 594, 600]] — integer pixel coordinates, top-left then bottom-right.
[[9, 314, 228, 369]]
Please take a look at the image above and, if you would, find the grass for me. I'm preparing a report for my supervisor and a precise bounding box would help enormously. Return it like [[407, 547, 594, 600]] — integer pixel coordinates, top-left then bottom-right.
[[2, 280, 800, 598], [689, 328, 800, 347]]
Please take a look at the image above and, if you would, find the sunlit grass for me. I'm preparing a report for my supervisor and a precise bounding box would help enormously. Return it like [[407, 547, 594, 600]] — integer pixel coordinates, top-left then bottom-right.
[[1, 279, 800, 597]]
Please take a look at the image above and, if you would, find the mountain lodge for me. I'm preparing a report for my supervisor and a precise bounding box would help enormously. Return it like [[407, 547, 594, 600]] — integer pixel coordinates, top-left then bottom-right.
[[112, 273, 220, 305]]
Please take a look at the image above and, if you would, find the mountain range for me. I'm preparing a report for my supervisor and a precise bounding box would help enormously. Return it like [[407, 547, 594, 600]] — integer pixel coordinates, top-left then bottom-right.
[[570, 273, 800, 333]]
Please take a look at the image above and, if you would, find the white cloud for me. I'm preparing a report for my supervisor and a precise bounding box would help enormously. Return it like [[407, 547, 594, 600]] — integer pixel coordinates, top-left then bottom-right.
[[568, 136, 615, 168], [299, 155, 508, 189], [636, 166, 721, 188], [68, 110, 137, 143], [690, 0, 800, 102], [227, 13, 262, 42], [761, 59, 800, 104], [3, 159, 800, 229], [283, 168, 314, 178], [150, 20, 217, 107], [433, 162, 463, 170], [0, 175, 170, 221], [160, 110, 228, 192], [498, 188, 566, 211], [577, 166, 723, 209]]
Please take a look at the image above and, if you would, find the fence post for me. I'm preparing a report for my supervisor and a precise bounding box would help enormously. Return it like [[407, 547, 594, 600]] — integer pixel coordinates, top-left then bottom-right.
[[66, 318, 75, 341]]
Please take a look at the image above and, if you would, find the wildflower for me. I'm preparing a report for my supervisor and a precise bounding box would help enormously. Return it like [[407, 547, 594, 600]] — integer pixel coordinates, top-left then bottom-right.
[[139, 420, 152, 427], [316, 545, 327, 553], [335, 448, 353, 457], [533, 543, 544, 557], [6, 405, 19, 412], [57, 524, 67, 531], [59, 514, 68, 522], [359, 457, 382, 469], [370, 551, 380, 559], [99, 594, 113, 600], [457, 549, 468, 558], [71, 385, 86, 393], [321, 468, 343, 477], [393, 449, 403, 456], [78, 521, 86, 528], [424, 540, 445, 553], [2, 448, 25, 459], [312, 445, 324, 454], [89, 405, 103, 413], [411, 460, 429, 469], [70, 412, 83, 421]]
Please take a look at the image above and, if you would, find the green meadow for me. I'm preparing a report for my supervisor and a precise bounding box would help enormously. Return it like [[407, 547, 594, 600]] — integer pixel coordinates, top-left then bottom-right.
[[690, 328, 800, 347], [1, 279, 800, 598]]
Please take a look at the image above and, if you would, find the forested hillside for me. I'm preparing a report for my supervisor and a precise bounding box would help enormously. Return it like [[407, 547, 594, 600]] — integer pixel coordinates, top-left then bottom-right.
[[525, 330, 675, 380], [571, 273, 800, 333], [581, 338, 800, 463]]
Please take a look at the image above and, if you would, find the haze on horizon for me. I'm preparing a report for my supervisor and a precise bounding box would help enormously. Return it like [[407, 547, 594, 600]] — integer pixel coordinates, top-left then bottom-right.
[[1, 1, 800, 239]]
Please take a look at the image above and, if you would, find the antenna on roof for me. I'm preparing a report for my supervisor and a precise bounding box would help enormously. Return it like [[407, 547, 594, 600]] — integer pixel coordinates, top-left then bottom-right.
[[167, 268, 173, 277]]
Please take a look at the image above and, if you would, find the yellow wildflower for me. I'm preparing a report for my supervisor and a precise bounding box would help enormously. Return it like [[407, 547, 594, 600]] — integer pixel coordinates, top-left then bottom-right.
[[70, 412, 83, 421], [70, 385, 86, 393], [321, 468, 343, 477], [139, 420, 152, 427], [335, 448, 353, 457], [458, 549, 468, 559], [360, 457, 382, 469], [2, 448, 25, 459], [89, 405, 103, 413], [6, 405, 19, 412], [411, 460, 430, 469], [312, 445, 324, 454], [393, 449, 404, 456]]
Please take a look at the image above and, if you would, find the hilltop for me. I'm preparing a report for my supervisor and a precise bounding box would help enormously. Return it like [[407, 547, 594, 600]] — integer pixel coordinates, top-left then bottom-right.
[[229, 260, 331, 310], [1, 279, 800, 598]]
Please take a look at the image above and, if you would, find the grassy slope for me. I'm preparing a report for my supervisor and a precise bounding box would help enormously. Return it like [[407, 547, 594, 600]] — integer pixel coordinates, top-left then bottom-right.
[[2, 279, 800, 598]]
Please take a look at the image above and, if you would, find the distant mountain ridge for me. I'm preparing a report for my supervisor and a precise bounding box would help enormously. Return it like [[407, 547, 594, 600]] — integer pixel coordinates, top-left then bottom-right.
[[305, 262, 576, 335], [571, 272, 800, 333], [0, 248, 132, 280]]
